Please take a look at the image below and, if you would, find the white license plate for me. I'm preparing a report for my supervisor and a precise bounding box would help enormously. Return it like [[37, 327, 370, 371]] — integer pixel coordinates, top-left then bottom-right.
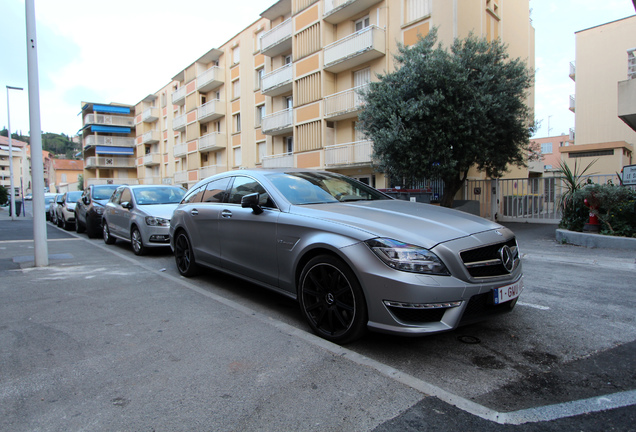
[[493, 279, 523, 304]]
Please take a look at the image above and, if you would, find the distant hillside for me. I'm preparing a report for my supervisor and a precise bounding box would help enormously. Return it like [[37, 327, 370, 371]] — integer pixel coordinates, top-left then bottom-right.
[[0, 129, 81, 159]]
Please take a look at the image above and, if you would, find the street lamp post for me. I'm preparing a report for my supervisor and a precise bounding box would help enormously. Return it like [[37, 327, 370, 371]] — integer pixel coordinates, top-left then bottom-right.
[[6, 85, 24, 221]]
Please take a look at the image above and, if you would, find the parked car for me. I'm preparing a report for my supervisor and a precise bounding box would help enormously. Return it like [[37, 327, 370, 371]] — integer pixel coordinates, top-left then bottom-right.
[[44, 193, 57, 221], [49, 193, 64, 225], [55, 191, 83, 230], [24, 193, 33, 201], [102, 185, 186, 255], [75, 184, 121, 237], [169, 169, 523, 344]]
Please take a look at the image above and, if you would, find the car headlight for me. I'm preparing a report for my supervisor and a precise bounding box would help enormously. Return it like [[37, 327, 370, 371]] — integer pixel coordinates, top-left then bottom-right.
[[365, 238, 450, 275], [145, 216, 170, 227]]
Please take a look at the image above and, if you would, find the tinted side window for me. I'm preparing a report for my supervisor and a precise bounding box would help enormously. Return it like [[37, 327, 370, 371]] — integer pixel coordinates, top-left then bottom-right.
[[120, 188, 132, 204], [110, 187, 124, 204], [228, 176, 276, 208], [182, 186, 205, 204], [202, 178, 231, 203]]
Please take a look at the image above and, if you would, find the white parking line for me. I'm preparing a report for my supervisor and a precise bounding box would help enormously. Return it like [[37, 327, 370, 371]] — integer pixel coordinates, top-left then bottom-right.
[[73, 235, 636, 426], [517, 301, 550, 310]]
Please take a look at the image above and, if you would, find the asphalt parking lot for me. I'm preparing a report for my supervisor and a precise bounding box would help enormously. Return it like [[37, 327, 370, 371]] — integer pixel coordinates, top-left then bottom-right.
[[1, 204, 635, 431]]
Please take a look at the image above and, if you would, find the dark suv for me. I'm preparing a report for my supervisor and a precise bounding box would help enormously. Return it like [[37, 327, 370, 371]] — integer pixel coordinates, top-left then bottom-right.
[[75, 184, 121, 237]]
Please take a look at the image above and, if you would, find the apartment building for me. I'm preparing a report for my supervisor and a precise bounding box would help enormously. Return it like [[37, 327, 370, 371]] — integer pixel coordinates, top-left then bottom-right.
[[0, 136, 27, 197], [79, 102, 139, 186], [130, 0, 534, 190], [568, 15, 636, 177]]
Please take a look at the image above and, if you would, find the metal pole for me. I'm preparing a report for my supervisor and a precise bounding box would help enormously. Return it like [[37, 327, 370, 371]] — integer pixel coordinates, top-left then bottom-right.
[[6, 86, 23, 221], [25, 0, 48, 266]]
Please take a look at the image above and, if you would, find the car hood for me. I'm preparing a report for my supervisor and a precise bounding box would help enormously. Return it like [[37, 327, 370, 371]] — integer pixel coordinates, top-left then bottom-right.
[[292, 200, 501, 249], [136, 204, 179, 219]]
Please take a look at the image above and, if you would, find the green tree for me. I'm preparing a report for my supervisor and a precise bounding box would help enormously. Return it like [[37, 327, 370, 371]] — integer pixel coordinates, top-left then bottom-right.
[[0, 185, 8, 206], [77, 174, 84, 191], [358, 28, 535, 207]]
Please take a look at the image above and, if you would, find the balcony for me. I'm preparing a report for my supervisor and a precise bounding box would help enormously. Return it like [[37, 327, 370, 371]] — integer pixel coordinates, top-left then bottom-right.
[[83, 114, 134, 127], [141, 130, 161, 145], [85, 156, 136, 169], [262, 153, 294, 168], [618, 49, 636, 132], [569, 95, 575, 113], [197, 66, 224, 93], [261, 18, 292, 58], [173, 143, 188, 158], [174, 170, 188, 184], [324, 140, 373, 167], [569, 61, 576, 81], [139, 177, 162, 185], [84, 135, 135, 149], [324, 83, 369, 120], [142, 107, 159, 123], [200, 165, 224, 179], [85, 178, 139, 186], [261, 109, 293, 135], [171, 87, 186, 106], [262, 64, 293, 97], [173, 114, 187, 131], [199, 132, 226, 152], [324, 26, 385, 73], [323, 0, 383, 24], [198, 100, 225, 124], [143, 153, 162, 166]]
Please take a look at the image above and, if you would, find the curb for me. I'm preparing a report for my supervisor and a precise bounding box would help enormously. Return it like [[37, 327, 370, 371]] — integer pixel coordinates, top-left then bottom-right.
[[556, 228, 636, 250]]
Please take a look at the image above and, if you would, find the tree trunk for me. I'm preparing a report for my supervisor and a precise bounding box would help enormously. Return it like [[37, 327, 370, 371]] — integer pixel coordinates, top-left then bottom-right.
[[440, 174, 467, 208]]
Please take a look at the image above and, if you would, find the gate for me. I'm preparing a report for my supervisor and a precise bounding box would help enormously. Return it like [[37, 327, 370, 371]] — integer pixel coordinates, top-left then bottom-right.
[[464, 175, 620, 224]]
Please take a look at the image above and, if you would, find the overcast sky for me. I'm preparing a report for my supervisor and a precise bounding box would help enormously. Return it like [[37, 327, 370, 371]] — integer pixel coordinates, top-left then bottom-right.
[[1, 0, 635, 140]]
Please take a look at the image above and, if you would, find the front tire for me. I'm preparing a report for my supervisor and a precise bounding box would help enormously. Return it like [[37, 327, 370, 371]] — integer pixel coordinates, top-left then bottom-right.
[[103, 221, 116, 245], [298, 255, 367, 344], [131, 226, 146, 256], [174, 231, 199, 277]]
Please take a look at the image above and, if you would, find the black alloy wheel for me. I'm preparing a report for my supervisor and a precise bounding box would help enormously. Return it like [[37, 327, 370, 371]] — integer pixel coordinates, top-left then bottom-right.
[[103, 221, 116, 245], [174, 231, 199, 277], [298, 255, 367, 344]]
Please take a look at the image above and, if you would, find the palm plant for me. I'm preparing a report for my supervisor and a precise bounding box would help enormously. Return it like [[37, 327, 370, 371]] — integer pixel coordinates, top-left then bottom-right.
[[557, 159, 597, 215]]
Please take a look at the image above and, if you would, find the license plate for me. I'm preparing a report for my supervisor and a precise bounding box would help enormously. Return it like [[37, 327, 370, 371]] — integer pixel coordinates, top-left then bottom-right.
[[493, 279, 523, 304]]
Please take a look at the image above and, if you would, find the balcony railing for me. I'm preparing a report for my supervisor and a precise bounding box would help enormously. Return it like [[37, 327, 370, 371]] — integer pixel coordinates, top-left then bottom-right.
[[143, 153, 161, 166], [84, 135, 135, 148], [198, 100, 225, 124], [173, 143, 188, 158], [83, 114, 134, 127], [262, 153, 294, 168], [324, 83, 369, 120], [171, 86, 186, 105], [200, 165, 224, 179], [569, 95, 575, 113], [261, 109, 293, 135], [142, 130, 161, 144], [323, 0, 383, 24], [199, 132, 226, 152], [85, 156, 136, 169], [261, 18, 292, 57], [324, 25, 385, 73], [197, 66, 224, 93], [173, 114, 187, 131], [262, 64, 293, 97], [85, 178, 139, 186], [628, 48, 635, 80], [139, 177, 162, 185], [142, 107, 159, 123], [569, 61, 576, 81], [324, 140, 373, 167], [174, 170, 188, 184]]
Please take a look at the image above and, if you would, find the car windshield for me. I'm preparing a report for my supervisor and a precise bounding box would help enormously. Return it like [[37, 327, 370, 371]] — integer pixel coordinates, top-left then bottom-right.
[[268, 172, 390, 205], [93, 185, 119, 200], [66, 191, 82, 202], [133, 187, 185, 205], [44, 197, 55, 204]]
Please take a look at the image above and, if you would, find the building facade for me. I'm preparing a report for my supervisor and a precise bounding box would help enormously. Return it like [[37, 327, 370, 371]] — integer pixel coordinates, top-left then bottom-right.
[[123, 0, 534, 190]]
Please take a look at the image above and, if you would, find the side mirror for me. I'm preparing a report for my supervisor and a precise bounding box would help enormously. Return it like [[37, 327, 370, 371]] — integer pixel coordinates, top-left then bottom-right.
[[241, 193, 263, 215], [121, 201, 133, 210], [83, 196, 90, 205]]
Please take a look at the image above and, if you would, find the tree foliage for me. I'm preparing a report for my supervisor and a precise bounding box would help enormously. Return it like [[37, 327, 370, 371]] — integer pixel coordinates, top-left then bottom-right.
[[357, 28, 535, 207], [1, 128, 80, 160]]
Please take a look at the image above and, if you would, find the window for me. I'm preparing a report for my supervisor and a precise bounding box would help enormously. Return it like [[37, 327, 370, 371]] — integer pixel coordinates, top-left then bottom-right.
[[257, 141, 266, 163], [228, 176, 275, 208], [202, 177, 231, 203], [232, 45, 240, 64], [61, 173, 67, 183], [541, 143, 553, 154], [120, 188, 132, 204], [285, 55, 292, 65], [233, 147, 242, 166], [182, 185, 206, 204], [405, 0, 431, 23], [255, 68, 264, 90], [232, 79, 240, 99], [355, 16, 370, 32], [256, 105, 265, 127], [234, 113, 241, 133], [285, 136, 294, 154]]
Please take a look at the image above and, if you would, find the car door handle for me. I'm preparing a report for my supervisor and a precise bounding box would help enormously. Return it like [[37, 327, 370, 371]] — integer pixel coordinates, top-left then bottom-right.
[[190, 209, 199, 216], [221, 210, 232, 219]]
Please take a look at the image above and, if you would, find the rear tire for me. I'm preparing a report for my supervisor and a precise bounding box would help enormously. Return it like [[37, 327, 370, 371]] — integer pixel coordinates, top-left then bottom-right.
[[298, 255, 367, 344], [103, 221, 116, 245], [174, 231, 199, 277], [75, 213, 85, 233]]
